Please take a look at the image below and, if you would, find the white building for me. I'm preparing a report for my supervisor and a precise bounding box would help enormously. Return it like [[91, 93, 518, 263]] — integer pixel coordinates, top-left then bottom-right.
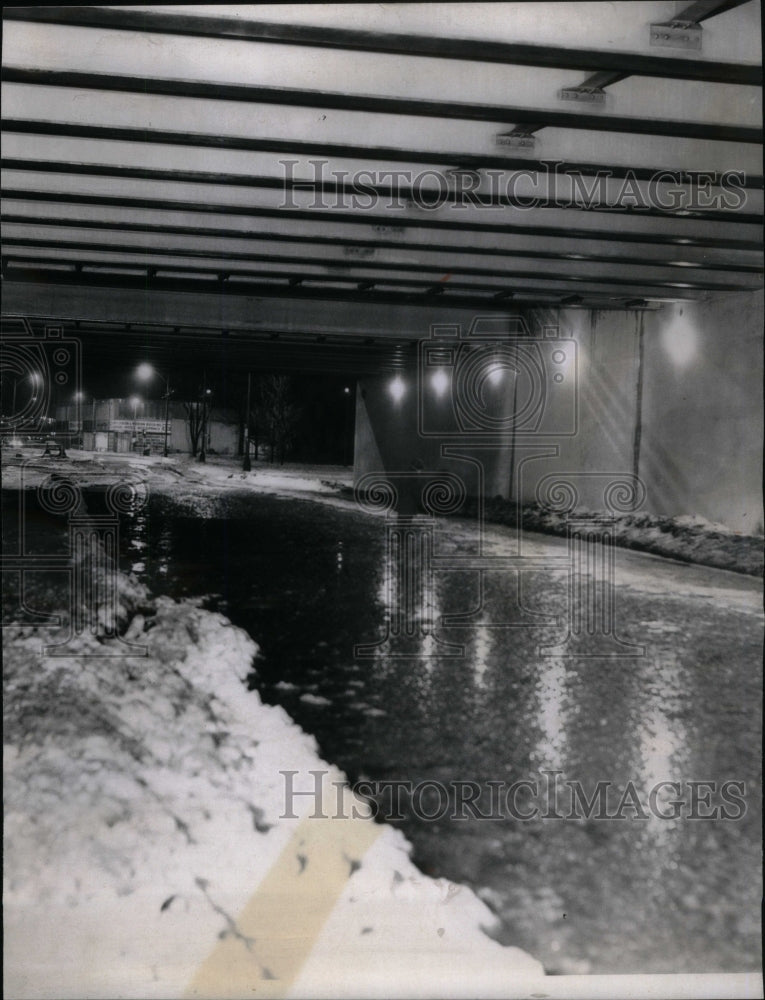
[[56, 398, 239, 455]]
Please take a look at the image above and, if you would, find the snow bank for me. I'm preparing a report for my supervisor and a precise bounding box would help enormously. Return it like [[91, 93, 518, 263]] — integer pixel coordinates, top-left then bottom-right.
[[461, 498, 764, 577], [7, 450, 758, 576], [4, 576, 543, 998]]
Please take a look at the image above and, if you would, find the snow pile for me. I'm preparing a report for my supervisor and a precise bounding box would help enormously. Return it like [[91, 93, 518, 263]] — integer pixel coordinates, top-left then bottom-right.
[[1, 452, 353, 500], [4, 578, 542, 998]]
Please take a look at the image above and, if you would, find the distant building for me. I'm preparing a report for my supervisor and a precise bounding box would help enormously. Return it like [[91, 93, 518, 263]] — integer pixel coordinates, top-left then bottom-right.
[[56, 398, 239, 456]]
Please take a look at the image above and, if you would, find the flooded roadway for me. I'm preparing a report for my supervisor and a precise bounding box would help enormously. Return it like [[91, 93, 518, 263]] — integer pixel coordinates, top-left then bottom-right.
[[4, 486, 762, 974]]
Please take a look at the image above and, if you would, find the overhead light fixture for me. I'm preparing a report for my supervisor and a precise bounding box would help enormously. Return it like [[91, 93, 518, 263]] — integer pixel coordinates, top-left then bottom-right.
[[662, 310, 698, 367], [388, 376, 405, 402], [431, 369, 450, 396]]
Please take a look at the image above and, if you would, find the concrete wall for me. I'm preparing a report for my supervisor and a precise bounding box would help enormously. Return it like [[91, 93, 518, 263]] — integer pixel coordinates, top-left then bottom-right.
[[354, 291, 763, 533], [509, 307, 643, 512], [640, 291, 763, 534]]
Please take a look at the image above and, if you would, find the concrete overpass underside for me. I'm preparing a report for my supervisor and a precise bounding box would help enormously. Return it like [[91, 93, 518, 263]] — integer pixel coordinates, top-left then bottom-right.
[[1, 2, 763, 530]]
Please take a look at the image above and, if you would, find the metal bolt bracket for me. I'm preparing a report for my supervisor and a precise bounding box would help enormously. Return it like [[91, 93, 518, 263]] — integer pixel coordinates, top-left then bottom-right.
[[649, 20, 703, 50]]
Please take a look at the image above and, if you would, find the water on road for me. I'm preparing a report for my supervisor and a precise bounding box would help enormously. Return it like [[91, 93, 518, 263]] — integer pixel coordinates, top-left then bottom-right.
[[4, 486, 761, 974]]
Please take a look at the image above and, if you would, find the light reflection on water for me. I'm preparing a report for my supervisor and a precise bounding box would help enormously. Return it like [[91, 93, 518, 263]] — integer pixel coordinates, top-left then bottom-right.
[[3, 487, 759, 976], [471, 625, 491, 688], [534, 657, 569, 769], [636, 654, 688, 852]]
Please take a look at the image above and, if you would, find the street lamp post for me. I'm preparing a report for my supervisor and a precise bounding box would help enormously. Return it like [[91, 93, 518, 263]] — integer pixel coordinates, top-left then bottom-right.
[[343, 385, 352, 466], [30, 374, 39, 436], [199, 374, 212, 463], [163, 380, 172, 457], [508, 348, 519, 501], [243, 372, 252, 472], [129, 395, 141, 452], [73, 391, 85, 448], [136, 364, 172, 457]]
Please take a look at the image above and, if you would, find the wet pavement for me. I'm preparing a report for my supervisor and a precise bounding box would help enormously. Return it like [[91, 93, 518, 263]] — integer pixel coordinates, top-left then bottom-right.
[[2, 486, 761, 975]]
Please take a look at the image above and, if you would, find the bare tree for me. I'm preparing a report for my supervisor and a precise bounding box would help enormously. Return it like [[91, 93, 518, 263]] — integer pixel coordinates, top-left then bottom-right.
[[184, 374, 213, 461], [254, 375, 301, 465], [184, 400, 204, 457]]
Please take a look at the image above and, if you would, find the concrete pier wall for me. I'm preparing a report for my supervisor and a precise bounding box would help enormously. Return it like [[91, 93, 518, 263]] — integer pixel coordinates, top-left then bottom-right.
[[639, 291, 763, 534], [354, 291, 763, 533]]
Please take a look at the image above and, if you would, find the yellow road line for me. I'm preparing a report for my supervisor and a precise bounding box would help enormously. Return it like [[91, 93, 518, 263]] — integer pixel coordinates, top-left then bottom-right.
[[185, 810, 382, 999]]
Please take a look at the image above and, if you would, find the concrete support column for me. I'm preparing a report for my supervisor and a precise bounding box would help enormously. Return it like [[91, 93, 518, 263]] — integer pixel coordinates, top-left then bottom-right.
[[353, 360, 517, 500]]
